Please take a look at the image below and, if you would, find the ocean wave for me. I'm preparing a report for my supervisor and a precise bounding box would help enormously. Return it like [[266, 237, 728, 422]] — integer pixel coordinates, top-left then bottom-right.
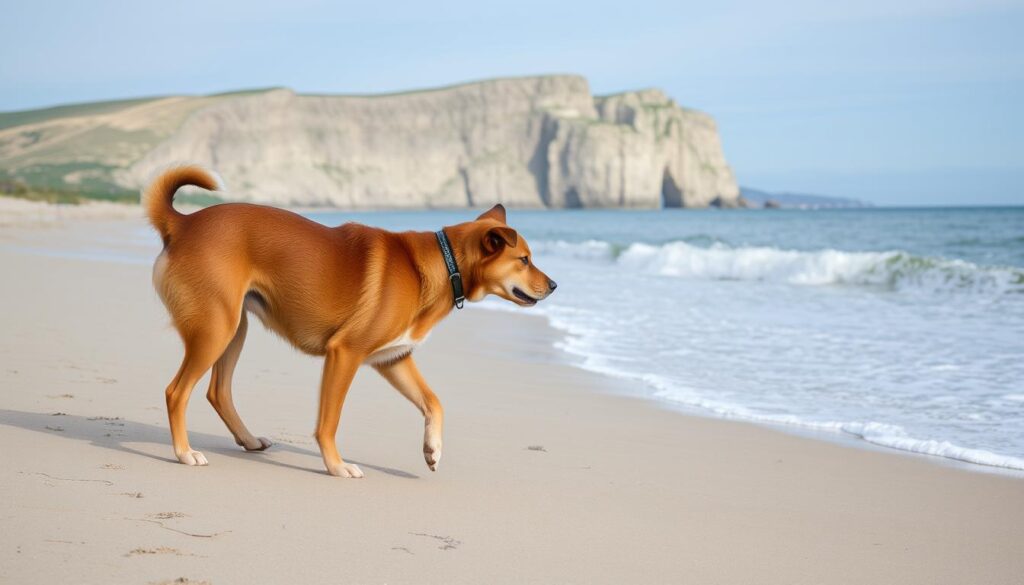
[[561, 360, 1024, 471], [534, 239, 1024, 295]]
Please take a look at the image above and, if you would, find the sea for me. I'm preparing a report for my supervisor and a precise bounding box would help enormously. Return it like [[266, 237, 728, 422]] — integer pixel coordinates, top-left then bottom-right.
[[307, 207, 1024, 472]]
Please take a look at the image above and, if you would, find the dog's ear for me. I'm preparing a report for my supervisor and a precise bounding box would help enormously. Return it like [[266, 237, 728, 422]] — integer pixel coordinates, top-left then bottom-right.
[[476, 203, 507, 224], [482, 226, 518, 254]]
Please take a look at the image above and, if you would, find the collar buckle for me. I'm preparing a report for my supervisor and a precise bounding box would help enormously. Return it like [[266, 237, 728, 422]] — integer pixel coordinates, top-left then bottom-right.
[[450, 273, 465, 309]]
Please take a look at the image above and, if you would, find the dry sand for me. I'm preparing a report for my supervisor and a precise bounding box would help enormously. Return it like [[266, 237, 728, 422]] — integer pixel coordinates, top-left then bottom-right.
[[0, 196, 143, 227], [1, 216, 1022, 584]]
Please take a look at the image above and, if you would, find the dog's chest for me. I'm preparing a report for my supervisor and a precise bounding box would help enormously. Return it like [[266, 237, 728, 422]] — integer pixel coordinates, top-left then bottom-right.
[[364, 329, 428, 366]]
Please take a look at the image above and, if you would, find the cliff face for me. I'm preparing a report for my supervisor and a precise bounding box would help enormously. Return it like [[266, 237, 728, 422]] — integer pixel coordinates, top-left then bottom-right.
[[2, 76, 740, 208], [548, 88, 740, 208]]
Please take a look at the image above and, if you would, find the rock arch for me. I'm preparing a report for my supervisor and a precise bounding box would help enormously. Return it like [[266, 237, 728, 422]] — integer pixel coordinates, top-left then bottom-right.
[[661, 168, 683, 208]]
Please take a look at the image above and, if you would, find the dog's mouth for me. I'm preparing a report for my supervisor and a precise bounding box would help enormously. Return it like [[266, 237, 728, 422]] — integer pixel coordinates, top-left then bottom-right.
[[511, 287, 538, 306]]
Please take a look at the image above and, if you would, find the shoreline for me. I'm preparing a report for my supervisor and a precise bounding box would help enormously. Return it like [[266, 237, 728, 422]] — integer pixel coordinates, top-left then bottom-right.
[[479, 298, 1024, 478], [500, 303, 1024, 479], [1, 218, 1023, 583]]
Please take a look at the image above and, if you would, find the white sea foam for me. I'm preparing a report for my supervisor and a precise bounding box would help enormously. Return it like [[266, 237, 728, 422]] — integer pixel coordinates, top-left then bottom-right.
[[534, 239, 1024, 296], [538, 340, 1024, 471]]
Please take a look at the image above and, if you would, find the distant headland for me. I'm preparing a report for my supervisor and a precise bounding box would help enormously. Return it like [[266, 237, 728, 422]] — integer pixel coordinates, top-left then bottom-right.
[[0, 75, 744, 209]]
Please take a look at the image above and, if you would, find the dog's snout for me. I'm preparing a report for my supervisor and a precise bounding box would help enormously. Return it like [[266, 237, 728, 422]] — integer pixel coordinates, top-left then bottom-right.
[[548, 279, 558, 292]]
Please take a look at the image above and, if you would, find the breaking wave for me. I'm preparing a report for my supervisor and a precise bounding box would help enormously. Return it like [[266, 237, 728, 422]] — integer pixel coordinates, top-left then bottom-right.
[[534, 239, 1024, 296]]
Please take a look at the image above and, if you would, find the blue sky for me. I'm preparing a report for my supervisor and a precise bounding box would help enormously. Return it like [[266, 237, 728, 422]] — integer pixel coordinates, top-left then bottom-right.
[[2, 0, 1022, 205]]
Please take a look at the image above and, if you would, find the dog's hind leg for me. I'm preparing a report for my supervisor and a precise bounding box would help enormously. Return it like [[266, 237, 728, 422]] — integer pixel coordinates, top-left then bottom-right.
[[374, 355, 444, 471], [206, 311, 272, 452], [165, 316, 237, 466]]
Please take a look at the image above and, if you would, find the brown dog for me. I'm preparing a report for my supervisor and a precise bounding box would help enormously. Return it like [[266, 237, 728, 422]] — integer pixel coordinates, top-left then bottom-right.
[[145, 166, 556, 477]]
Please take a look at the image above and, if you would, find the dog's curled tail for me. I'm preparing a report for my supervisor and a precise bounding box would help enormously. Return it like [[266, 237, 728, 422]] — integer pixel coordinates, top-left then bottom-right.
[[143, 165, 220, 244]]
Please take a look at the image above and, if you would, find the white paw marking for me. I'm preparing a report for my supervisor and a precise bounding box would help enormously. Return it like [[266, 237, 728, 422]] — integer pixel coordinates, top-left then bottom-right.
[[327, 462, 364, 478], [241, 436, 273, 451], [177, 449, 208, 466], [424, 443, 442, 472]]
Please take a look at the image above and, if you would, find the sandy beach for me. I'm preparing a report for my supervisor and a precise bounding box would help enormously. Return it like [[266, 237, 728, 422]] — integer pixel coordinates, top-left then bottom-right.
[[1, 214, 1022, 585]]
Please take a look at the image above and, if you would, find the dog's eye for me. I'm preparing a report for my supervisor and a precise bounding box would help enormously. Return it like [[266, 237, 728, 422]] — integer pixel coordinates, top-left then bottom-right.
[[519, 256, 529, 266]]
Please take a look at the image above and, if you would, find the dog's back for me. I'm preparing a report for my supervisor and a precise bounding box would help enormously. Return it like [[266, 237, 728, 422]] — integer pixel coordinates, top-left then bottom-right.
[[146, 167, 395, 355]]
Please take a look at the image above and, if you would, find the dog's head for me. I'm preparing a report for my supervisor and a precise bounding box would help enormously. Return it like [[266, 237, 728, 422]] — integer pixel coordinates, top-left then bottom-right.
[[458, 204, 556, 307]]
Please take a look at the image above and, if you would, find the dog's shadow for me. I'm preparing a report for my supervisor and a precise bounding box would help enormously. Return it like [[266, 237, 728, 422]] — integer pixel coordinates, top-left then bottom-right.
[[0, 408, 419, 479]]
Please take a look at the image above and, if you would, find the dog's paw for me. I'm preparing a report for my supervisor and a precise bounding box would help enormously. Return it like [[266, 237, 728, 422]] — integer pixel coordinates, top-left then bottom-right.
[[176, 449, 208, 466], [424, 443, 442, 472], [240, 436, 273, 452], [326, 462, 364, 478]]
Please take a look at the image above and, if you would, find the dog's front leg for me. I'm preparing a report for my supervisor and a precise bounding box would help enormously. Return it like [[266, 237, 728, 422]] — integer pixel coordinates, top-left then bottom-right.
[[315, 343, 364, 478], [374, 355, 444, 471]]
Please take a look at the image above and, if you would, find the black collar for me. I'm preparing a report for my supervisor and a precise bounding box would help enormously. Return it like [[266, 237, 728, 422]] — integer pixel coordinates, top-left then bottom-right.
[[435, 229, 465, 309]]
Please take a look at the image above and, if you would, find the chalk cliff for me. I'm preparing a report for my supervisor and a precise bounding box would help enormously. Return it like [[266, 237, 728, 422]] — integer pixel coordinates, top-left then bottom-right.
[[1, 76, 741, 208]]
